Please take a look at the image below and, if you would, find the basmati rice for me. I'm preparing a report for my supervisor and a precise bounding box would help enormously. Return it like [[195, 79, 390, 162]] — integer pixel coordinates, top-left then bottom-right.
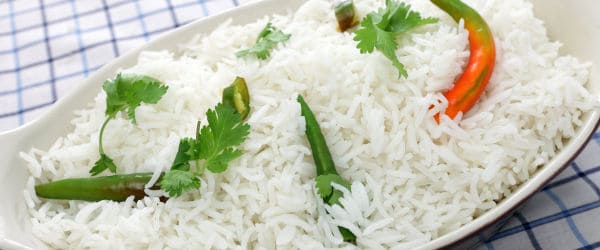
[[21, 0, 598, 248]]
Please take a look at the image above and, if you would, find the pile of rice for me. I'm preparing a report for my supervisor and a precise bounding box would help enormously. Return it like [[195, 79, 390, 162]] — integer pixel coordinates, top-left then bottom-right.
[[21, 0, 597, 248]]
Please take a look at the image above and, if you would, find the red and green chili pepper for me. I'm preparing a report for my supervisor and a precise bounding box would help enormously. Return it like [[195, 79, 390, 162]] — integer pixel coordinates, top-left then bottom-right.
[[431, 0, 496, 122]]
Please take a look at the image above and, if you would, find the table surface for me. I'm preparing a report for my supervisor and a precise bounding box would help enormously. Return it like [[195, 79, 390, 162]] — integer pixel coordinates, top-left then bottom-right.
[[0, 1, 598, 249]]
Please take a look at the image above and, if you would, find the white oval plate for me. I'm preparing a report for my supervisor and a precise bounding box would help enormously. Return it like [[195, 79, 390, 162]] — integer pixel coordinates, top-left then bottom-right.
[[1, 0, 599, 249]]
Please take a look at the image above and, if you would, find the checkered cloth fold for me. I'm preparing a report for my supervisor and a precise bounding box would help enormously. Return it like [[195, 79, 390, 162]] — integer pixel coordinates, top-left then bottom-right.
[[0, 1, 598, 249]]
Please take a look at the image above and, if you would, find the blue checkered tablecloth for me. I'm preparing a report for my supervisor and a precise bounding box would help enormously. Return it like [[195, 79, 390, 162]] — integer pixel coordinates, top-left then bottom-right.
[[0, 1, 598, 249]]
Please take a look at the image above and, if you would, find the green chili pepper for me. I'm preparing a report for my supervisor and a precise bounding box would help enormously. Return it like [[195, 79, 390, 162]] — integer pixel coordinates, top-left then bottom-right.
[[35, 173, 161, 201], [334, 0, 359, 32], [222, 77, 251, 120], [297, 95, 357, 244]]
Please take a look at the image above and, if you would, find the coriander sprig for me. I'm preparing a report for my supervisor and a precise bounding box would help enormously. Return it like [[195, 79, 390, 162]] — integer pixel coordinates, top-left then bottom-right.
[[236, 22, 291, 60], [91, 74, 169, 176], [160, 103, 250, 197], [354, 0, 438, 78]]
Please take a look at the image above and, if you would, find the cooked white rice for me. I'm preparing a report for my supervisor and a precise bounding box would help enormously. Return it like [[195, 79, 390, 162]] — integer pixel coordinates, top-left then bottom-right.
[[21, 0, 597, 249]]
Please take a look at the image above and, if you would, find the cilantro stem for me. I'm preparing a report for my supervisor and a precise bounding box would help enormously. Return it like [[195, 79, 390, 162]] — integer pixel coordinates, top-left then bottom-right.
[[98, 117, 112, 155], [194, 120, 202, 174], [195, 120, 201, 139]]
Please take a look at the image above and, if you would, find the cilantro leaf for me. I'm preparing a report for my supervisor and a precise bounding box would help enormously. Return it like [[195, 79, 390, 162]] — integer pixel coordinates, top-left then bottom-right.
[[205, 148, 243, 173], [386, 1, 438, 33], [199, 104, 250, 156], [160, 169, 201, 197], [315, 174, 351, 205], [170, 138, 196, 171], [198, 104, 250, 173], [236, 22, 291, 60], [354, 0, 438, 78], [102, 73, 169, 124], [90, 154, 117, 176]]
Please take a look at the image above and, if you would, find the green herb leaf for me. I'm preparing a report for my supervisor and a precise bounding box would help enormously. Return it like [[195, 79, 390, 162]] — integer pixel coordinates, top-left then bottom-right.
[[315, 174, 351, 205], [236, 22, 291, 60], [160, 169, 201, 197], [198, 104, 250, 173], [386, 1, 438, 33], [340, 227, 357, 244], [90, 154, 117, 176], [170, 138, 196, 171], [354, 0, 438, 78], [102, 73, 169, 124], [205, 148, 243, 173]]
